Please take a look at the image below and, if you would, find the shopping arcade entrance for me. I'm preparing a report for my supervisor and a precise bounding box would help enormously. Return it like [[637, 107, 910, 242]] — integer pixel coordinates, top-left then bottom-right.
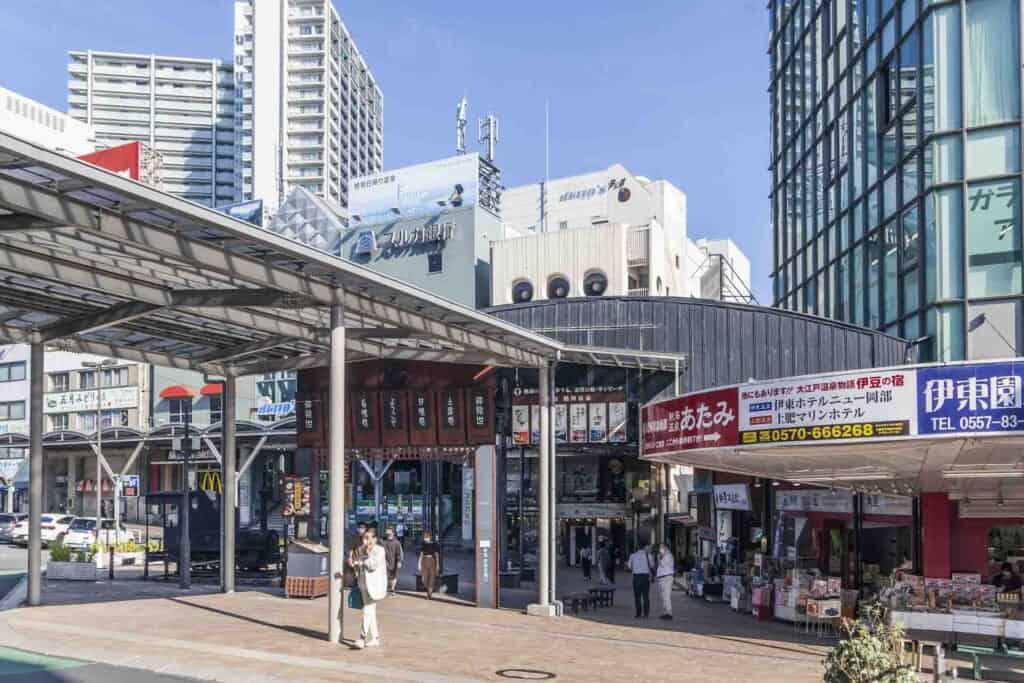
[[640, 359, 1024, 583], [0, 130, 684, 638]]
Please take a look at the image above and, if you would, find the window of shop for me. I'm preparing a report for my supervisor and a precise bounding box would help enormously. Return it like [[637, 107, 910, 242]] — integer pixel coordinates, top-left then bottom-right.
[[169, 399, 192, 425], [79, 370, 96, 389], [50, 414, 69, 431], [209, 395, 223, 424]]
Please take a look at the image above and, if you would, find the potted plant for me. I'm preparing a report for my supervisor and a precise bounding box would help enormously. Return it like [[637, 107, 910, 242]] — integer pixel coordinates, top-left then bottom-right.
[[46, 540, 97, 581], [93, 539, 147, 568], [823, 604, 917, 683]]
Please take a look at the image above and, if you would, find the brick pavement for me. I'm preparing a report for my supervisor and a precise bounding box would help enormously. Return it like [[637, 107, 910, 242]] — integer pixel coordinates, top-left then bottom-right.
[[0, 576, 833, 682]]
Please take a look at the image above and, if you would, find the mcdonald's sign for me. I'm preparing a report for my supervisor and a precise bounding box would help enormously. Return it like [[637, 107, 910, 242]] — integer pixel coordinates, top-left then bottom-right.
[[198, 471, 222, 495]]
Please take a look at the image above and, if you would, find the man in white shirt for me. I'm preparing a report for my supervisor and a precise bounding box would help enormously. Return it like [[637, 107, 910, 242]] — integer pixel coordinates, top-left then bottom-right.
[[626, 544, 654, 618], [654, 544, 675, 620]]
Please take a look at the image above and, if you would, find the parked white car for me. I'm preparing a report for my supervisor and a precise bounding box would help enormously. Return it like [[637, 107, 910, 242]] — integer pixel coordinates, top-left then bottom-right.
[[63, 518, 134, 551], [0, 513, 26, 543], [41, 514, 75, 546], [12, 514, 76, 547]]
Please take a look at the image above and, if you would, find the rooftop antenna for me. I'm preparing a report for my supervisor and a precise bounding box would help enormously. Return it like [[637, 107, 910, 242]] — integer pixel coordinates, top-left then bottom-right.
[[540, 99, 550, 233], [478, 113, 498, 163], [456, 95, 468, 155]]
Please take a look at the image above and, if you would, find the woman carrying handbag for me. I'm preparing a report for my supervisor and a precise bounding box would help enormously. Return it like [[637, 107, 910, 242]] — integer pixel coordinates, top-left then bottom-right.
[[347, 527, 389, 649]]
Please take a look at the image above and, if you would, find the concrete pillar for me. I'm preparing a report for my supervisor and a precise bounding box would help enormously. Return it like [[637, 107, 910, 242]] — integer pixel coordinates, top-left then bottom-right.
[[547, 364, 557, 602], [327, 301, 347, 643], [527, 362, 556, 617], [27, 341, 43, 605], [222, 374, 237, 593], [67, 456, 78, 514]]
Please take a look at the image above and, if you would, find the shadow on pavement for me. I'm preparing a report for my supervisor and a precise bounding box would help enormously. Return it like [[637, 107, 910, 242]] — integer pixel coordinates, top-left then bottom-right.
[[166, 595, 326, 641]]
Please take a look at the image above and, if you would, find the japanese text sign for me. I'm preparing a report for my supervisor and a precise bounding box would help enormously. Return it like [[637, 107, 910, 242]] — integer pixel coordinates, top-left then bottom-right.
[[918, 361, 1024, 435], [641, 387, 738, 455]]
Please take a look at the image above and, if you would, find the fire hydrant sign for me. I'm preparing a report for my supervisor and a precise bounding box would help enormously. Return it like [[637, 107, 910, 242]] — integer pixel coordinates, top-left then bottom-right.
[[641, 360, 1024, 456], [737, 369, 915, 445]]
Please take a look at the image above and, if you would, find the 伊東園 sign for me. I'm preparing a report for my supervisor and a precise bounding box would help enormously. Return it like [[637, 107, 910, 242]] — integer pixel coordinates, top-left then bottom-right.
[[917, 361, 1024, 435], [641, 359, 1024, 455], [737, 369, 915, 445]]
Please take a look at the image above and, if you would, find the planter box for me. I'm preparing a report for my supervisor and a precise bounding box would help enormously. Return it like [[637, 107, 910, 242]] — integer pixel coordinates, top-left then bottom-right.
[[95, 551, 146, 569], [47, 561, 97, 581]]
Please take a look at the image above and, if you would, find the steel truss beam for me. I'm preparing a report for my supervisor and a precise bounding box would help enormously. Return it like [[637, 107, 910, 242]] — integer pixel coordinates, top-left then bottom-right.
[[37, 301, 163, 342], [0, 172, 551, 367]]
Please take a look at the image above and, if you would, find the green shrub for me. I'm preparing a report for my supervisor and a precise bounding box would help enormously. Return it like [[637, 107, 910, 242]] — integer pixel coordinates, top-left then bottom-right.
[[823, 604, 917, 683], [48, 540, 72, 562]]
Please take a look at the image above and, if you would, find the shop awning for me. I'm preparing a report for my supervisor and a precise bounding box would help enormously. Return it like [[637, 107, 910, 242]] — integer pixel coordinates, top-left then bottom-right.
[[160, 385, 197, 400], [200, 383, 223, 396], [76, 479, 114, 493]]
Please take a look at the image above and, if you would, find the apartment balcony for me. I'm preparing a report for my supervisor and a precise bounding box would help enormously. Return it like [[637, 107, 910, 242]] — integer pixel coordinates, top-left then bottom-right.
[[627, 228, 650, 266], [628, 288, 650, 297]]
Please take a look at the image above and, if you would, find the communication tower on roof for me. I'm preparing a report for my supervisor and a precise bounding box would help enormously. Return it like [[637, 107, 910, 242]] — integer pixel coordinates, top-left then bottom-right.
[[456, 96, 468, 155], [478, 113, 499, 162]]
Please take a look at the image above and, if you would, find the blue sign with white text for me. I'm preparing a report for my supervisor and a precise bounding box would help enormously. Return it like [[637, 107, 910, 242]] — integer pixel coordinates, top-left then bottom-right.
[[917, 361, 1024, 435]]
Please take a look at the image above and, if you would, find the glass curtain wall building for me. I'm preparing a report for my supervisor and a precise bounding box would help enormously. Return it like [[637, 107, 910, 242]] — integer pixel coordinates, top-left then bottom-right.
[[770, 0, 1023, 361]]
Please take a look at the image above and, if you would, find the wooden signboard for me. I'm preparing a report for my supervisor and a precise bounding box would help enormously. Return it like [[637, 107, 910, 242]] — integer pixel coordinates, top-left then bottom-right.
[[409, 390, 436, 446], [466, 387, 494, 445], [350, 391, 380, 448], [380, 391, 409, 447], [437, 389, 466, 445]]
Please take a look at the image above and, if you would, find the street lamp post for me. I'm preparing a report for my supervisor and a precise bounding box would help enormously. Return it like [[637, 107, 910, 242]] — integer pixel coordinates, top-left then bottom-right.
[[83, 359, 116, 544]]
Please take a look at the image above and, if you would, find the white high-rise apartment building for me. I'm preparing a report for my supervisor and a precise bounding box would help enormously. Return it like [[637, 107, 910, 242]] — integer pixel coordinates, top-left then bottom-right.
[[233, 0, 384, 213], [68, 51, 236, 207]]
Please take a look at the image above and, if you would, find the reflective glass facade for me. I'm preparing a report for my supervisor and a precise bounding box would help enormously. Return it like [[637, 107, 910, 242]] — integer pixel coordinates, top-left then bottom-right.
[[770, 0, 1024, 360]]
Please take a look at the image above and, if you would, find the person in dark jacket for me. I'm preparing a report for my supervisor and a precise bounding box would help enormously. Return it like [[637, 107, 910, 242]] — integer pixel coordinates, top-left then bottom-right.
[[382, 527, 404, 596]]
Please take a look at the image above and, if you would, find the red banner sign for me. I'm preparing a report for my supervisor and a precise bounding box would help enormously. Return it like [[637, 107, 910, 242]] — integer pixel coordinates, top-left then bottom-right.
[[641, 387, 739, 455]]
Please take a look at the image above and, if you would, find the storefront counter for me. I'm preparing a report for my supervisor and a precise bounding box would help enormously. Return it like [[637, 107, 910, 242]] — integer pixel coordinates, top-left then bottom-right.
[[890, 610, 1024, 638]]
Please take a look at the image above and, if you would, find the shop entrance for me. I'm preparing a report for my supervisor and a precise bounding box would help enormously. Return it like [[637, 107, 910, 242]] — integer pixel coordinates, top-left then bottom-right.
[[563, 521, 596, 566]]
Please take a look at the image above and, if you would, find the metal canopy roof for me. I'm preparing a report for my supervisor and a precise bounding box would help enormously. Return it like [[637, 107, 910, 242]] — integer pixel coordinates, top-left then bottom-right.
[[0, 131, 685, 375]]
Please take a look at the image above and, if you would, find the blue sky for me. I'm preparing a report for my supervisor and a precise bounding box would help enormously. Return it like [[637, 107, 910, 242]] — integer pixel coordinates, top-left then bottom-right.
[[0, 0, 771, 301]]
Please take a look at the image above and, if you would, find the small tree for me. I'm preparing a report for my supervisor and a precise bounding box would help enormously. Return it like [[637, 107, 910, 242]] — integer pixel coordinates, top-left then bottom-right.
[[48, 539, 72, 562], [823, 604, 917, 683]]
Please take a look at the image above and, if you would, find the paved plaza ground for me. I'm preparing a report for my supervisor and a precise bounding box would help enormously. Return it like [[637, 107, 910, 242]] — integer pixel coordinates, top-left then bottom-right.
[[8, 558, 1024, 681], [1, 570, 834, 682]]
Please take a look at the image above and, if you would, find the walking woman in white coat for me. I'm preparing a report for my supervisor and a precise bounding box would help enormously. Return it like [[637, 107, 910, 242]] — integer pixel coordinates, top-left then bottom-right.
[[349, 527, 388, 648]]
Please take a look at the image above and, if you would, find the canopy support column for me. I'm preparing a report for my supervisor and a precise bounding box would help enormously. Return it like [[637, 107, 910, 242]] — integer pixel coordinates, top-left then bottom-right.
[[527, 361, 557, 617], [27, 340, 43, 605], [222, 374, 237, 594], [328, 300, 347, 643]]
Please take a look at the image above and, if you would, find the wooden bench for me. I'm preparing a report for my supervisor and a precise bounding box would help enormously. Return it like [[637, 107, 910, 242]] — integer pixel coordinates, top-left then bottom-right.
[[562, 592, 596, 615]]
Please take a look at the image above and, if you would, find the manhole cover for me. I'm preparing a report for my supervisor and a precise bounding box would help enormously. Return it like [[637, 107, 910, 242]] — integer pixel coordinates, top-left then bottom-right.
[[496, 670, 556, 680]]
